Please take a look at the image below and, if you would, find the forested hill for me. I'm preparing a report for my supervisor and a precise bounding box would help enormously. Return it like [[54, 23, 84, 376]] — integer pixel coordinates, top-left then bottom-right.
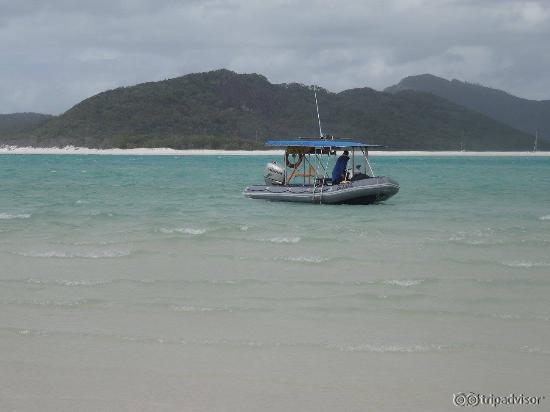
[[1, 69, 541, 150], [0, 113, 53, 137], [385, 74, 550, 141]]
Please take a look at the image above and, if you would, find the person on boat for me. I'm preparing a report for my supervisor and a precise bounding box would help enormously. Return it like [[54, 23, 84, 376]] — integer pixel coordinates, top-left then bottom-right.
[[332, 150, 350, 184]]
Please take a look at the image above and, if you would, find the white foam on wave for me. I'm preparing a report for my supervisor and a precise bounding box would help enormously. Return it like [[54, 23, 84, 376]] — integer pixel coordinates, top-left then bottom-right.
[[171, 303, 258, 313], [465, 239, 494, 245], [324, 343, 452, 353], [540, 215, 550, 221], [172, 305, 219, 313], [520, 346, 550, 355], [383, 279, 425, 287], [208, 279, 237, 285], [107, 335, 456, 354], [5, 298, 92, 307], [18, 329, 49, 337], [502, 260, 550, 268], [16, 249, 130, 259], [275, 256, 329, 264], [13, 327, 463, 356], [491, 313, 522, 320], [261, 236, 301, 244], [0, 213, 31, 220], [160, 227, 206, 235], [447, 230, 503, 246], [27, 278, 112, 286], [171, 304, 248, 313], [448, 233, 467, 242]]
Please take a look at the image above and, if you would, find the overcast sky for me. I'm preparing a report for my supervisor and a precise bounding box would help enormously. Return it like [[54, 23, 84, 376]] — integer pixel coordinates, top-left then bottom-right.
[[1, 0, 549, 114]]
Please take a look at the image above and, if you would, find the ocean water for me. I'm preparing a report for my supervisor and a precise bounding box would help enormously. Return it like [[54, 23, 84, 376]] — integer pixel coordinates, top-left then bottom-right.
[[1, 154, 549, 411]]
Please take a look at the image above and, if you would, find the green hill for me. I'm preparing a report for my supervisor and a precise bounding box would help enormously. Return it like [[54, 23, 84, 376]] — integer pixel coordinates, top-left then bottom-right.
[[1, 69, 540, 150], [385, 74, 550, 143], [0, 113, 53, 138]]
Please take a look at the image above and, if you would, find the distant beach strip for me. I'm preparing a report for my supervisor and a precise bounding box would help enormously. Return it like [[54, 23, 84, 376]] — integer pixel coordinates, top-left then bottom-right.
[[1, 145, 550, 156]]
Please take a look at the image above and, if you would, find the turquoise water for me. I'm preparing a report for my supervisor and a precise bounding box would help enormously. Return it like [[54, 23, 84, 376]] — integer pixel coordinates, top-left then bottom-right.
[[1, 155, 549, 411]]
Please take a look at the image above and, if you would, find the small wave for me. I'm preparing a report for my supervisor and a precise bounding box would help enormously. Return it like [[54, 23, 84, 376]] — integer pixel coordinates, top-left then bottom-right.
[[502, 260, 550, 268], [172, 305, 218, 313], [383, 279, 425, 287], [240, 225, 249, 231], [171, 304, 256, 313], [539, 215, 550, 221], [160, 227, 206, 235], [445, 230, 505, 246], [114, 336, 458, 354], [274, 256, 329, 264], [520, 346, 550, 355], [491, 313, 522, 320], [26, 278, 112, 287], [451, 237, 502, 246], [260, 236, 301, 244], [0, 213, 31, 219], [448, 234, 465, 242], [88, 211, 115, 217], [323, 343, 455, 353], [208, 279, 238, 285], [18, 329, 49, 337], [171, 305, 238, 313], [15, 249, 130, 259], [490, 313, 550, 322], [464, 239, 495, 245], [6, 327, 466, 355], [3, 298, 95, 307]]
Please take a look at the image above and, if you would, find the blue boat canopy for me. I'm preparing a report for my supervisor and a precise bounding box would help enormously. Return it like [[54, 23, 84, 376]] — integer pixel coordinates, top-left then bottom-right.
[[266, 139, 382, 149]]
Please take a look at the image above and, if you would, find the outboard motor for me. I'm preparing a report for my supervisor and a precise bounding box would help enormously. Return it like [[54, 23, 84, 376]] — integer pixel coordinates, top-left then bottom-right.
[[264, 161, 285, 185]]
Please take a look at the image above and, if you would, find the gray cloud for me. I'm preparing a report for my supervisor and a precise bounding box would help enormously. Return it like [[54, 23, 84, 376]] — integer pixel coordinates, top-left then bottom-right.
[[1, 0, 549, 114]]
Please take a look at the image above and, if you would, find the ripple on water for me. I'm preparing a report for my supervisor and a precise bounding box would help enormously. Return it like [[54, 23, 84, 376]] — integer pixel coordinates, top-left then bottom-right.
[[501, 260, 550, 269], [273, 255, 330, 264], [14, 249, 130, 259], [383, 279, 425, 287], [159, 227, 206, 235], [26, 278, 113, 287], [260, 236, 301, 244], [323, 342, 458, 353], [520, 346, 550, 355], [2, 298, 99, 307], [9, 327, 467, 355], [0, 213, 31, 219]]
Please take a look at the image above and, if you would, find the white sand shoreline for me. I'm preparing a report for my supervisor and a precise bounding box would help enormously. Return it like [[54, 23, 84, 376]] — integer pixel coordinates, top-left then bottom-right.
[[1, 145, 549, 156]]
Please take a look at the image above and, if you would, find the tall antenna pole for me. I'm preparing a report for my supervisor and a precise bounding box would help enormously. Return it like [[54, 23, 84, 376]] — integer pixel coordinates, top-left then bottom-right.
[[314, 85, 323, 138]]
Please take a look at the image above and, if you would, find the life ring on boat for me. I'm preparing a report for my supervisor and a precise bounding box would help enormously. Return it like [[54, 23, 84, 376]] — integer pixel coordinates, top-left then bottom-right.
[[285, 152, 303, 168]]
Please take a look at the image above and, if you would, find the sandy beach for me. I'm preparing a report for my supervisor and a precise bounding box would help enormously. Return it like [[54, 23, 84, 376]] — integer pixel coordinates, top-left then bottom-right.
[[1, 145, 549, 156]]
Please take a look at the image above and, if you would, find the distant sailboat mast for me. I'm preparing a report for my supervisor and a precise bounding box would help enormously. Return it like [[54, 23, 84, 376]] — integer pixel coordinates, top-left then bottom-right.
[[533, 131, 538, 152]]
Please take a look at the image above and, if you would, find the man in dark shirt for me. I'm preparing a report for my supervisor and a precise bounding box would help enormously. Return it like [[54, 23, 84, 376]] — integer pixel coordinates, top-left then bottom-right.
[[331, 150, 350, 184]]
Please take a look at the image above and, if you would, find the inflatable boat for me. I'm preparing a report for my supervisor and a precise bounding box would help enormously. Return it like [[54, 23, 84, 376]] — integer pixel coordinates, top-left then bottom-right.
[[244, 138, 399, 204]]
